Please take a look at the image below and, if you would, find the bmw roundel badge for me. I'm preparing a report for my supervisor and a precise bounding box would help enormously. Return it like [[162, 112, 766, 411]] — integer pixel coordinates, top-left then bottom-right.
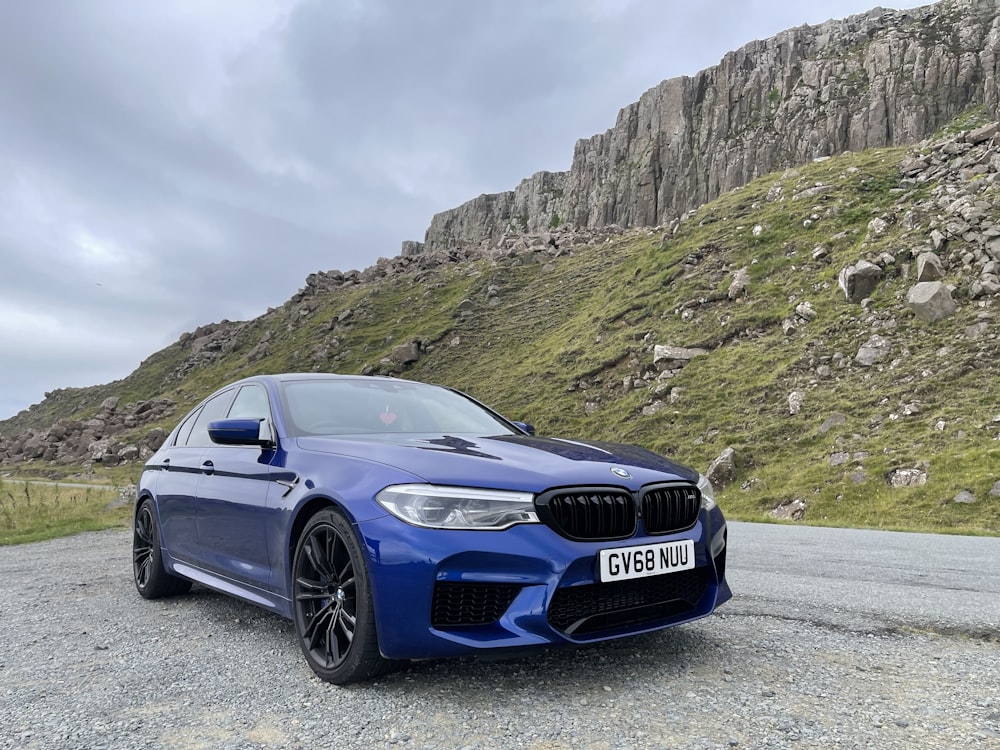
[[610, 467, 631, 479]]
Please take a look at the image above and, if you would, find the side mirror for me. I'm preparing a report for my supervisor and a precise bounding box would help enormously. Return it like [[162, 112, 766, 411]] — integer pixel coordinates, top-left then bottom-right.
[[208, 418, 275, 448], [512, 421, 535, 436]]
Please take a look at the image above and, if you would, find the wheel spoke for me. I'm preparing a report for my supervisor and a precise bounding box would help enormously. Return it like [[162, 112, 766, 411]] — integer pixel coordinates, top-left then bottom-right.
[[325, 610, 343, 664], [337, 609, 356, 642], [296, 591, 332, 601], [304, 603, 335, 649], [295, 576, 326, 592], [337, 560, 353, 584], [306, 532, 336, 580], [135, 510, 154, 545]]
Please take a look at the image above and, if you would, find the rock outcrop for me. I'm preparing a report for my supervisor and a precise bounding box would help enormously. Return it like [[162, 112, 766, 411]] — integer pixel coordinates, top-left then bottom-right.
[[417, 0, 1000, 251], [0, 398, 175, 468]]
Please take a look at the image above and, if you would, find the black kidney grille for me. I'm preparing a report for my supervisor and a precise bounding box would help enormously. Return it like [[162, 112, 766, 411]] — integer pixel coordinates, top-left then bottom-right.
[[537, 488, 637, 540], [431, 582, 521, 628], [640, 484, 701, 534], [547, 568, 706, 635]]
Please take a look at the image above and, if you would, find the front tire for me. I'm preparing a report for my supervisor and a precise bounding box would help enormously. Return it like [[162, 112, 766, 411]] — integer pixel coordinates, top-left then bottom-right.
[[132, 499, 192, 599], [292, 508, 388, 684]]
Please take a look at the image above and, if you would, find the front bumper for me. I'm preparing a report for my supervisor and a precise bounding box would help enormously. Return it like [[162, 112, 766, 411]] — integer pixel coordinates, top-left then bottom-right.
[[357, 506, 731, 660]]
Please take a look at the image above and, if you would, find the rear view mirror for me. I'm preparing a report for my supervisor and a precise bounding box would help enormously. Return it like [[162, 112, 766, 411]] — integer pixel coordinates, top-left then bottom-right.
[[208, 418, 274, 447], [512, 421, 535, 436]]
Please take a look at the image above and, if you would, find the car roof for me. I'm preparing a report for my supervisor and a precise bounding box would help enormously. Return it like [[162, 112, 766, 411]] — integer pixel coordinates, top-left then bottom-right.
[[230, 372, 426, 388]]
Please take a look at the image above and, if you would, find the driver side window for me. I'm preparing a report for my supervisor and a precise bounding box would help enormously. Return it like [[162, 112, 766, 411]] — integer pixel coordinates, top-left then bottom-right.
[[227, 385, 270, 421], [184, 390, 234, 448]]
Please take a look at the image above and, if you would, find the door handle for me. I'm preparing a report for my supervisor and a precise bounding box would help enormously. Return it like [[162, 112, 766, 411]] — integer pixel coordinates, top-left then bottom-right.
[[202, 460, 215, 475]]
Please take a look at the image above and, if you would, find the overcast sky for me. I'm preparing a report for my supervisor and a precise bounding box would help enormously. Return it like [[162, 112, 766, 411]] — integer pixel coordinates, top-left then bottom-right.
[[0, 0, 899, 421]]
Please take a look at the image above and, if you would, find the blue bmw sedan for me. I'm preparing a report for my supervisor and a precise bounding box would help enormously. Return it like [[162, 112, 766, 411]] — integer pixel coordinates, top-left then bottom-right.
[[133, 373, 731, 684]]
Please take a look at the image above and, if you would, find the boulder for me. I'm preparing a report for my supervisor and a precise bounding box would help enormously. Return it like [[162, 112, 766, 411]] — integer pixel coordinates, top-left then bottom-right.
[[728, 267, 750, 299], [390, 342, 422, 367], [706, 447, 737, 488], [838, 261, 882, 303], [915, 252, 944, 282], [653, 345, 708, 370], [99, 396, 120, 413], [967, 122, 999, 144], [907, 281, 957, 322]]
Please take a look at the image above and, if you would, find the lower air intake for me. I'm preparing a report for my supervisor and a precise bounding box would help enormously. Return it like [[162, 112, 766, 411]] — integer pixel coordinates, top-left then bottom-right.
[[431, 582, 521, 628], [548, 568, 706, 636]]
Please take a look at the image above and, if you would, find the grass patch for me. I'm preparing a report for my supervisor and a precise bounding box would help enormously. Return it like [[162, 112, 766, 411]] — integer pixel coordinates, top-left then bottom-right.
[[0, 480, 128, 545]]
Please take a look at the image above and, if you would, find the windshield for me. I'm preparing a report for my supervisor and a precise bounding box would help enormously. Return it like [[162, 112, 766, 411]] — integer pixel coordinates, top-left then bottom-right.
[[279, 378, 518, 437]]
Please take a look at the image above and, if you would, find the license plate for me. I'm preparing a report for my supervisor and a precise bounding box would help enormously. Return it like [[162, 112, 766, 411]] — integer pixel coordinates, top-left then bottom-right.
[[598, 539, 695, 582]]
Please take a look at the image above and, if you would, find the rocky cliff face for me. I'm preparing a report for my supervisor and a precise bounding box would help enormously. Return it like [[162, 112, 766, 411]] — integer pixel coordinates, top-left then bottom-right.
[[421, 0, 1000, 251]]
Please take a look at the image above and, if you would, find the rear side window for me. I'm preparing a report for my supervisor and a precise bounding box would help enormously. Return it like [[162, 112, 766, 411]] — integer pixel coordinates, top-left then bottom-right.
[[173, 407, 202, 447], [184, 390, 235, 447]]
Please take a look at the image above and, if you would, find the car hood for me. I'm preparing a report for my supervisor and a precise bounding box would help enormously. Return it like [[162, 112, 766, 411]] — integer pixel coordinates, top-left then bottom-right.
[[294, 433, 698, 491]]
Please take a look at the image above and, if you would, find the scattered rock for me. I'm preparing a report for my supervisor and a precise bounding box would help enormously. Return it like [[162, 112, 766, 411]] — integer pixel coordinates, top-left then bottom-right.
[[788, 391, 805, 415], [866, 217, 890, 239], [886, 468, 928, 487], [794, 301, 817, 321], [818, 413, 848, 434], [641, 401, 664, 417], [855, 335, 891, 366], [770, 498, 807, 521], [953, 490, 977, 504]]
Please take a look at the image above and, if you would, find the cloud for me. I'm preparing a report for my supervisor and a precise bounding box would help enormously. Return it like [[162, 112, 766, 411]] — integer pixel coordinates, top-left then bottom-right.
[[0, 0, 884, 420]]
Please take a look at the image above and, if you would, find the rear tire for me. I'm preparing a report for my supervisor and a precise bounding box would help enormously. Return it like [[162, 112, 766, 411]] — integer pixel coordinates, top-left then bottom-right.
[[291, 508, 390, 684], [132, 499, 192, 599]]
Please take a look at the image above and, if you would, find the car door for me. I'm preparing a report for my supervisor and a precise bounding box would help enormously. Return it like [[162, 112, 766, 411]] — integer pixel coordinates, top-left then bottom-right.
[[156, 389, 234, 564], [195, 383, 277, 591]]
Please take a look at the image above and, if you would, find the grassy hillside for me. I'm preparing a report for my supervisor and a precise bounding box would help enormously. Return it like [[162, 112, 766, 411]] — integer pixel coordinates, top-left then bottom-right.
[[3, 135, 999, 535]]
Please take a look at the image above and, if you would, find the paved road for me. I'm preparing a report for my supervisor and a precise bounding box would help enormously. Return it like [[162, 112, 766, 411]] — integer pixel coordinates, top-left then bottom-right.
[[725, 521, 1000, 636], [1, 522, 997, 749]]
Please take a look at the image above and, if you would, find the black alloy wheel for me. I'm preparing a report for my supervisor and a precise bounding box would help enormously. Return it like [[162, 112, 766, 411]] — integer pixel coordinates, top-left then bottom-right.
[[132, 499, 191, 599], [292, 508, 389, 684]]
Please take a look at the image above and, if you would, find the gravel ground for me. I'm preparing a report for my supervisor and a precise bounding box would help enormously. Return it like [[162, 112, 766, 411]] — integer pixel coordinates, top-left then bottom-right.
[[1, 528, 998, 750]]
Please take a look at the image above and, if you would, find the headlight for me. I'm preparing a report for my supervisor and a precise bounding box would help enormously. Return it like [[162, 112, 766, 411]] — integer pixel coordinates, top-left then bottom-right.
[[375, 484, 539, 530], [697, 474, 717, 511]]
